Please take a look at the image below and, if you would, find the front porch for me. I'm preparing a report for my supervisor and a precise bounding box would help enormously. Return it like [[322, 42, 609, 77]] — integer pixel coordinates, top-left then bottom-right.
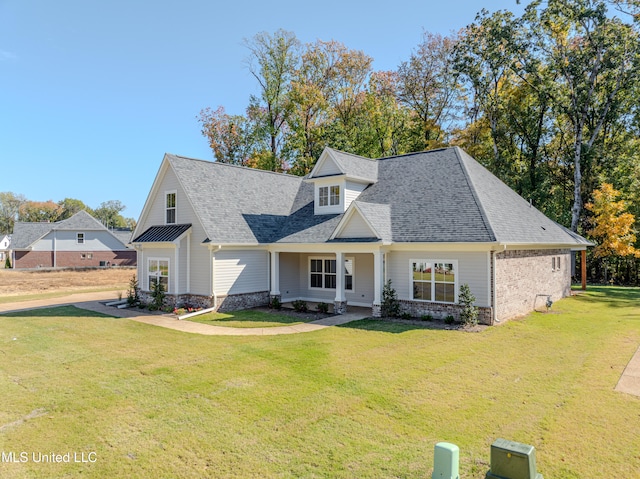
[[269, 249, 385, 316]]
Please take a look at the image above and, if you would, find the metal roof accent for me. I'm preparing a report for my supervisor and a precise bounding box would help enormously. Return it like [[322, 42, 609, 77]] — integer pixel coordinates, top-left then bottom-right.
[[132, 224, 192, 243]]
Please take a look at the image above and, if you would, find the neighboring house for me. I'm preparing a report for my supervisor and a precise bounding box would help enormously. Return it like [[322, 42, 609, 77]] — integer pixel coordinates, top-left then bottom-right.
[[11, 210, 136, 269], [0, 235, 10, 265], [132, 147, 590, 324]]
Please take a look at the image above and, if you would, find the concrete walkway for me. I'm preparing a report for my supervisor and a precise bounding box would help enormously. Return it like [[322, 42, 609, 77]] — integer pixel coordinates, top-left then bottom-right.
[[0, 292, 369, 336], [616, 346, 640, 398]]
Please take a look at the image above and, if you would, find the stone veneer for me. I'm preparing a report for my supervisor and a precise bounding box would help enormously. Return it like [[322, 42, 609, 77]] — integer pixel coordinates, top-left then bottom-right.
[[495, 248, 571, 321], [137, 291, 270, 312]]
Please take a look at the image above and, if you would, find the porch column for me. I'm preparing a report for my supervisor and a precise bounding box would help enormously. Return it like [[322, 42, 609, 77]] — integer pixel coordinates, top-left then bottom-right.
[[270, 251, 280, 297], [581, 250, 587, 291], [334, 251, 347, 314], [372, 250, 383, 317]]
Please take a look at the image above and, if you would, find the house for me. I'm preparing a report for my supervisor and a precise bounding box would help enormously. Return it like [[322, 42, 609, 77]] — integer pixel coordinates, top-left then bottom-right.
[[0, 235, 10, 266], [10, 210, 136, 269], [132, 147, 590, 324]]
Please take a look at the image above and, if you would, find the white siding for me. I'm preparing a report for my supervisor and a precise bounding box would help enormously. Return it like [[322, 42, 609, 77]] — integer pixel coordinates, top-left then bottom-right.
[[279, 252, 301, 300], [137, 164, 213, 297], [214, 249, 269, 295], [344, 181, 367, 209], [336, 212, 376, 238], [314, 156, 342, 177], [387, 250, 490, 307], [33, 230, 126, 252]]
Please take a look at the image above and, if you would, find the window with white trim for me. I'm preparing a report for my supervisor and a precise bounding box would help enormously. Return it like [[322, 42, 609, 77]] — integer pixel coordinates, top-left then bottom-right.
[[310, 257, 354, 291], [76, 233, 85, 244], [148, 258, 169, 291], [165, 192, 176, 224], [411, 260, 457, 303], [318, 185, 340, 207]]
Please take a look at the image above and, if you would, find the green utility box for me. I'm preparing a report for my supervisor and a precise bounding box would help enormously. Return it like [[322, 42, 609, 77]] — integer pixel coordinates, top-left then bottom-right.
[[432, 442, 459, 479], [486, 438, 543, 479]]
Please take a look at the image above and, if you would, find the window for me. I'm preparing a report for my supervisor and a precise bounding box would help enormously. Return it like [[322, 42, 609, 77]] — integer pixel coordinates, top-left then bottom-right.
[[310, 257, 354, 290], [318, 185, 340, 207], [411, 260, 457, 303], [552, 256, 561, 272], [148, 258, 169, 291], [77, 233, 85, 244], [166, 192, 176, 224]]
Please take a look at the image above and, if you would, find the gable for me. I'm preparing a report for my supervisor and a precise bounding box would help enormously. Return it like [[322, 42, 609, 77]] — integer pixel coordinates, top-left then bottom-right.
[[334, 207, 378, 239], [313, 153, 343, 177]]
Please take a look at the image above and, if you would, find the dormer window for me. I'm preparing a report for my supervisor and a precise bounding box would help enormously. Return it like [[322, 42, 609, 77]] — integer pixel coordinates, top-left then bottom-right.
[[166, 191, 176, 224], [319, 185, 340, 207]]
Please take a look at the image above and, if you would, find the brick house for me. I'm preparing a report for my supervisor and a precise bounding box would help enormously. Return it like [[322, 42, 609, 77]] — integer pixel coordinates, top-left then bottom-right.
[[10, 210, 136, 269], [132, 147, 590, 324]]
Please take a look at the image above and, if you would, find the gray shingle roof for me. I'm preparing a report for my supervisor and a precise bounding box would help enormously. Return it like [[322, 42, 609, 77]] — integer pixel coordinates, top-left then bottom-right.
[[324, 148, 378, 182], [161, 147, 588, 247], [11, 210, 133, 249], [133, 224, 192, 243], [166, 154, 304, 244]]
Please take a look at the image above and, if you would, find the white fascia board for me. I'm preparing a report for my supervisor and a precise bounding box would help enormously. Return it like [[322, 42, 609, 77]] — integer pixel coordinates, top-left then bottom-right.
[[132, 242, 177, 249], [500, 242, 590, 251], [268, 242, 383, 254], [390, 242, 500, 253]]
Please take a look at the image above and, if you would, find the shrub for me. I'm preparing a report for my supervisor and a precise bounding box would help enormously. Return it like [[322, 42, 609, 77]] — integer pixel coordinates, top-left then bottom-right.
[[458, 283, 479, 327], [400, 312, 412, 320], [444, 315, 455, 325], [421, 314, 433, 321], [5, 256, 11, 269], [127, 274, 139, 306], [381, 280, 400, 318], [150, 278, 166, 310], [316, 302, 329, 314], [269, 296, 282, 310], [292, 300, 308, 313]]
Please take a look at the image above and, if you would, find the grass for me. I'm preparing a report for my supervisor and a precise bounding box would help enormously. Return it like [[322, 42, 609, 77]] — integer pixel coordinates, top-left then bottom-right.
[[0, 287, 126, 305], [184, 309, 306, 328], [0, 287, 639, 478]]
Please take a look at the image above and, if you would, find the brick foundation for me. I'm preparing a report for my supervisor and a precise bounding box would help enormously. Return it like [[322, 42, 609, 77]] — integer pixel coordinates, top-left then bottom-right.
[[14, 250, 136, 269], [495, 249, 571, 321], [397, 300, 493, 325], [215, 291, 270, 312]]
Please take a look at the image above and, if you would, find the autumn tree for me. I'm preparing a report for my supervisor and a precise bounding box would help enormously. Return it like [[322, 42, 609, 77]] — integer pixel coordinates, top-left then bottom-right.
[[586, 183, 638, 258], [198, 106, 256, 166], [18, 200, 63, 223]]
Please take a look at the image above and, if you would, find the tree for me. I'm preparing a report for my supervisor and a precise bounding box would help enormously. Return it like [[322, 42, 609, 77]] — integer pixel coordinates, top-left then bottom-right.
[[521, 0, 640, 231], [0, 191, 26, 234], [397, 31, 463, 150], [58, 198, 92, 220], [244, 29, 300, 169], [93, 200, 127, 228], [198, 106, 256, 165], [585, 183, 638, 258], [18, 200, 63, 223]]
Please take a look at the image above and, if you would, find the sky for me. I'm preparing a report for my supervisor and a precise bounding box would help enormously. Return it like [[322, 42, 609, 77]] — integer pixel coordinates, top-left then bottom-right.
[[0, 0, 526, 221]]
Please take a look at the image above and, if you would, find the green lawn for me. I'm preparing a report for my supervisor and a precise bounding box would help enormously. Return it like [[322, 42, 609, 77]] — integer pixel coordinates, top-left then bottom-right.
[[184, 309, 305, 328], [1, 287, 639, 478]]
